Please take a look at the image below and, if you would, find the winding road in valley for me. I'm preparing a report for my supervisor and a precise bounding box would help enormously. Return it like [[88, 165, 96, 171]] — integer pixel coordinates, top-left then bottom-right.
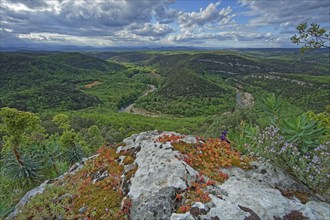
[[119, 82, 254, 117], [119, 84, 159, 116]]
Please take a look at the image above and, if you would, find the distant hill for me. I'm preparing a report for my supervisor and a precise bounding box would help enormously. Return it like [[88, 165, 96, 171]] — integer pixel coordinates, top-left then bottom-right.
[[0, 50, 328, 114], [0, 52, 124, 112], [104, 50, 329, 113]]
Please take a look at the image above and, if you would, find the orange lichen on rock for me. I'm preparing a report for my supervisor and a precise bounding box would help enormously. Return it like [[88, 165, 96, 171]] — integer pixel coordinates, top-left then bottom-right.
[[15, 146, 130, 220], [168, 136, 251, 183], [175, 172, 214, 213]]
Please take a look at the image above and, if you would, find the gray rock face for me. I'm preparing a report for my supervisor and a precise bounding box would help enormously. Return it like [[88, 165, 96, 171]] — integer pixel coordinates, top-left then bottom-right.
[[131, 187, 177, 220], [205, 167, 330, 220], [121, 131, 330, 220], [173, 164, 330, 220], [120, 131, 198, 220], [120, 132, 198, 201]]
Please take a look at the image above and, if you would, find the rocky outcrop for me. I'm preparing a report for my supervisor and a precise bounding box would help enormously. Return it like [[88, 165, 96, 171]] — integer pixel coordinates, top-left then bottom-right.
[[171, 160, 329, 220], [119, 131, 198, 220], [236, 92, 254, 108], [7, 131, 330, 220], [124, 135, 197, 199]]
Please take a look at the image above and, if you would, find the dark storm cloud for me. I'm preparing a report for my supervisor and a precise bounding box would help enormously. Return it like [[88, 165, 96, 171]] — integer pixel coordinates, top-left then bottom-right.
[[0, 0, 177, 36]]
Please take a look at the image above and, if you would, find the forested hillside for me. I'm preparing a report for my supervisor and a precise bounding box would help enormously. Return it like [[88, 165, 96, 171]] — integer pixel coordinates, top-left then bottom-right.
[[0, 52, 124, 112]]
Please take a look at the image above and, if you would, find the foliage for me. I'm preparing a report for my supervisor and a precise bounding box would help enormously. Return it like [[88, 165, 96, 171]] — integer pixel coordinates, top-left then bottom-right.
[[247, 126, 330, 196], [281, 114, 325, 153], [86, 125, 104, 151], [15, 185, 69, 220], [32, 141, 62, 176], [291, 22, 330, 52], [259, 94, 285, 126], [0, 49, 329, 218], [64, 143, 86, 165], [243, 75, 329, 113], [229, 123, 259, 154], [204, 108, 258, 137], [0, 107, 45, 152], [136, 94, 235, 116], [52, 114, 86, 164], [0, 199, 13, 219], [3, 154, 42, 184], [0, 108, 45, 183], [52, 114, 71, 130], [79, 111, 207, 141], [0, 52, 123, 112], [0, 168, 26, 218], [307, 109, 330, 143]]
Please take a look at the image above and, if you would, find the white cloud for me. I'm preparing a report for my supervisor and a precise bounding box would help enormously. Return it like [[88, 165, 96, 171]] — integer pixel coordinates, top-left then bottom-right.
[[178, 2, 233, 28], [130, 23, 173, 37]]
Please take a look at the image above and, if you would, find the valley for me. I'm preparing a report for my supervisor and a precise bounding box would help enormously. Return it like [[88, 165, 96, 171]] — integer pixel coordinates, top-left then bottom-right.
[[119, 84, 157, 115], [1, 1, 329, 219], [0, 48, 329, 219]]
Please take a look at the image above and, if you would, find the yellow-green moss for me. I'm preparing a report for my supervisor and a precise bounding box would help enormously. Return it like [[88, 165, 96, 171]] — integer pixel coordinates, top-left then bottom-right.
[[72, 185, 124, 220], [123, 155, 135, 165]]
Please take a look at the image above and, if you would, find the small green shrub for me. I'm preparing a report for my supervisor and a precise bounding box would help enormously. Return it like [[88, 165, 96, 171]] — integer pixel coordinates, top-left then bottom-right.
[[282, 114, 325, 153], [229, 124, 259, 154], [259, 94, 285, 126], [64, 143, 85, 165], [247, 126, 330, 196], [16, 185, 69, 220], [3, 153, 42, 184]]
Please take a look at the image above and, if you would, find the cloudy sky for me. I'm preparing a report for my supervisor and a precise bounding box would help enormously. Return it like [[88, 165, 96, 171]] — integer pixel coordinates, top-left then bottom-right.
[[1, 0, 329, 48]]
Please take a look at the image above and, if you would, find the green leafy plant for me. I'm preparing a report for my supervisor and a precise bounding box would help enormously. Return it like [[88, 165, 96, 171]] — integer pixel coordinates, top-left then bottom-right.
[[282, 114, 325, 153], [64, 143, 85, 164], [307, 109, 330, 143], [30, 140, 62, 177], [52, 114, 86, 164], [0, 199, 14, 219], [247, 126, 330, 197], [3, 153, 42, 184], [229, 123, 260, 154], [259, 94, 285, 126], [86, 125, 104, 152]]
